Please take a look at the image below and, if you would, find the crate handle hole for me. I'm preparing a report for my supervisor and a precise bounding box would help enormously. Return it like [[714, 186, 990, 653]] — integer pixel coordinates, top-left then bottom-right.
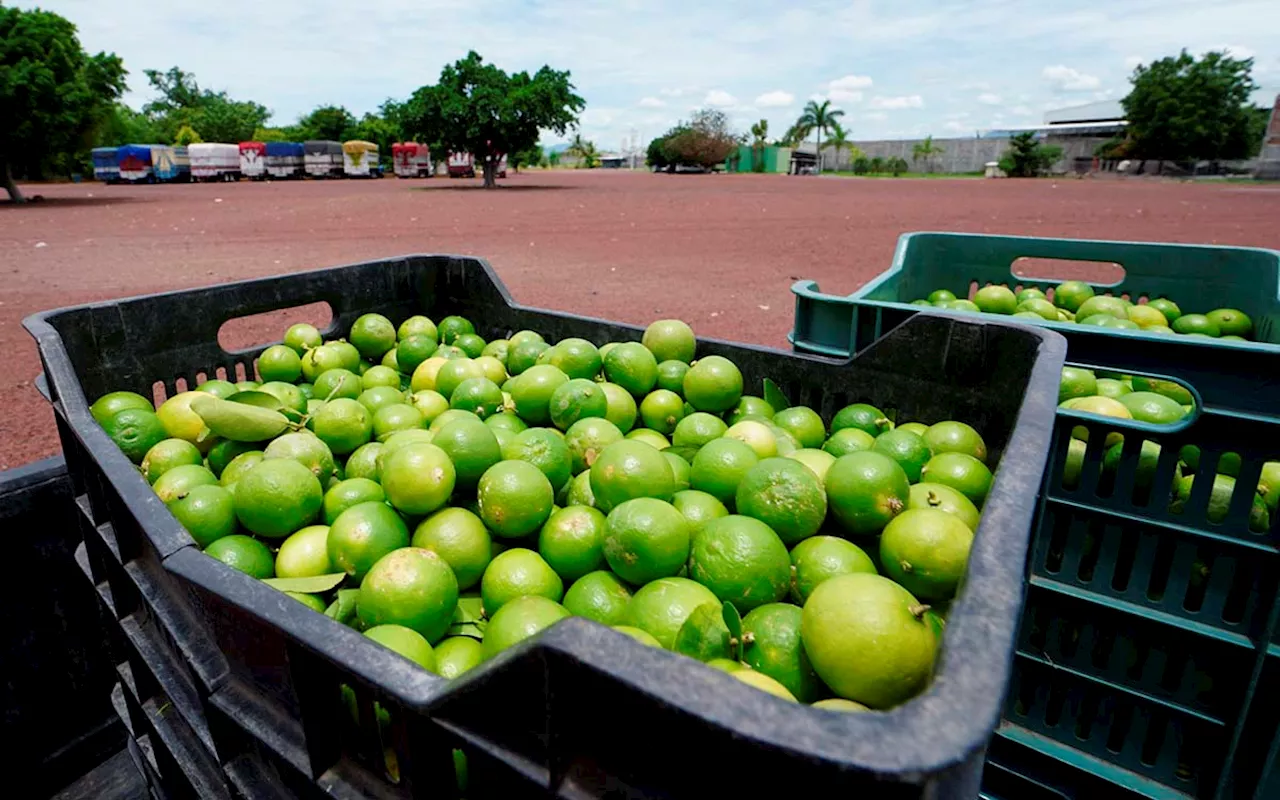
[[217, 301, 334, 353], [1011, 257, 1125, 287]]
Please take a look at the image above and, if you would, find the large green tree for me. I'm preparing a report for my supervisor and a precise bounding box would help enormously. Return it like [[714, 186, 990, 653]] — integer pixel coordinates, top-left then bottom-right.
[[796, 99, 844, 172], [294, 105, 357, 142], [1122, 50, 1259, 163], [141, 67, 269, 143], [655, 109, 740, 171], [403, 51, 584, 187], [1, 7, 126, 201]]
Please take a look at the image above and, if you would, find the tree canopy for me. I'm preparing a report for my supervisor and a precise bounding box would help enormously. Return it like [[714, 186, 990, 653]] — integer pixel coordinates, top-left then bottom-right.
[[1, 7, 126, 201], [649, 109, 740, 171], [141, 67, 269, 144], [1122, 50, 1259, 162], [402, 51, 583, 187], [795, 100, 845, 171], [998, 132, 1062, 177]]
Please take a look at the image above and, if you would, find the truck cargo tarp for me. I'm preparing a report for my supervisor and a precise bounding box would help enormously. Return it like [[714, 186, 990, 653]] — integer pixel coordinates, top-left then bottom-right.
[[266, 142, 304, 157]]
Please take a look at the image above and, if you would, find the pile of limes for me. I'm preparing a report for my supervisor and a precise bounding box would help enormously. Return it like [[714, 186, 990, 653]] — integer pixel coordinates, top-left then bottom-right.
[[1056, 365, 1275, 531], [916, 280, 1254, 341], [90, 312, 996, 712]]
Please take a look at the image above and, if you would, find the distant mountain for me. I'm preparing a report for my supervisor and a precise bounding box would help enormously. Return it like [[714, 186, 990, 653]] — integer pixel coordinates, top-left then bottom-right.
[[544, 143, 571, 154]]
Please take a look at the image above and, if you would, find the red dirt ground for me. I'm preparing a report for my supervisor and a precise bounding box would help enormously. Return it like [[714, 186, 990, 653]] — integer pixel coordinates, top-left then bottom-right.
[[3, 170, 1279, 469]]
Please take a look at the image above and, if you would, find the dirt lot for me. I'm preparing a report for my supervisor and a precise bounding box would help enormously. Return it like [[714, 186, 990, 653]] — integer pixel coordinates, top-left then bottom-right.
[[3, 170, 1279, 468]]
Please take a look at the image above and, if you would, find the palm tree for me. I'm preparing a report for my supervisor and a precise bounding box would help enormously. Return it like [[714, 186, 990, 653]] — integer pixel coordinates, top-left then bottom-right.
[[750, 119, 769, 171], [779, 122, 808, 148], [825, 120, 851, 171], [912, 135, 945, 173], [796, 99, 845, 172], [566, 133, 590, 166]]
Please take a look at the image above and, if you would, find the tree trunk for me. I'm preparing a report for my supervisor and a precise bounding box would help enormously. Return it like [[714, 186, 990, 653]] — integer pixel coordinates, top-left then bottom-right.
[[1, 159, 24, 203], [483, 156, 497, 189], [816, 132, 823, 172]]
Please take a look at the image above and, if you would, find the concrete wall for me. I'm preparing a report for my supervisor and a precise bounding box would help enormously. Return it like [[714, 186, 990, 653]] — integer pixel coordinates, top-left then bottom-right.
[[822, 136, 1109, 174]]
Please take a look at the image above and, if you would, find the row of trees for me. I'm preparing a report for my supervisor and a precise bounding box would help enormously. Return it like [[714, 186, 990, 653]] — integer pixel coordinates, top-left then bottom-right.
[[1, 7, 584, 198]]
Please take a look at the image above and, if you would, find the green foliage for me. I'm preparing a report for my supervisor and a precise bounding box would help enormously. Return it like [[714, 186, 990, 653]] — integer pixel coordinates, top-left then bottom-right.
[[547, 150, 561, 167], [998, 132, 1063, 177], [869, 156, 886, 173], [651, 109, 740, 170], [294, 105, 357, 142], [796, 99, 845, 171], [566, 134, 600, 168], [888, 157, 909, 176], [141, 67, 269, 143], [911, 135, 944, 172], [1122, 50, 1259, 162], [750, 119, 769, 172], [852, 156, 870, 175], [1, 7, 127, 198], [403, 51, 583, 187], [508, 145, 544, 171], [825, 120, 852, 169], [98, 103, 164, 147], [252, 127, 291, 143], [173, 125, 203, 146], [647, 136, 670, 169]]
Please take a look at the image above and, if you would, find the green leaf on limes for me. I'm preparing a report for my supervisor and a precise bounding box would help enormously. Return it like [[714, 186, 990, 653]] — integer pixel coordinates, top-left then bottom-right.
[[263, 573, 347, 594], [674, 603, 731, 662], [227, 390, 285, 410], [324, 588, 360, 624], [722, 601, 742, 642], [448, 620, 486, 640], [191, 395, 290, 442], [763, 379, 789, 412], [454, 596, 485, 624]]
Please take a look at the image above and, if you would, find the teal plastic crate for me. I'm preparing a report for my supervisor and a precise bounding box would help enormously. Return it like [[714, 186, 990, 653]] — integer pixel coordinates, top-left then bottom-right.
[[790, 232, 1280, 358]]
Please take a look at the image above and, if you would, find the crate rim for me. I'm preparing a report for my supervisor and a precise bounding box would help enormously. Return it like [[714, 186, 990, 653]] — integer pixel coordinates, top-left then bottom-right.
[[25, 254, 1068, 780]]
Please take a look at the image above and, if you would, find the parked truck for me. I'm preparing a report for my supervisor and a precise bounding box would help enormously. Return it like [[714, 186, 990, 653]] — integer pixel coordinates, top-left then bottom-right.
[[304, 140, 344, 178], [446, 152, 476, 178], [189, 143, 241, 181], [91, 147, 119, 183], [265, 142, 305, 178], [392, 142, 433, 177], [239, 142, 267, 179], [342, 140, 380, 178]]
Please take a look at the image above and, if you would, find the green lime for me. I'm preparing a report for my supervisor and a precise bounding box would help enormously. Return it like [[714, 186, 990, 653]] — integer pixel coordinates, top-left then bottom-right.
[[1076, 295, 1129, 321], [360, 365, 401, 390], [397, 315, 438, 342], [785, 448, 836, 483], [603, 497, 691, 584], [564, 417, 624, 474], [563, 571, 633, 624], [364, 625, 436, 672], [327, 501, 411, 581], [394, 334, 438, 376], [197, 380, 238, 399], [742, 603, 826, 703], [880, 508, 974, 601], [1129, 377, 1193, 406], [673, 412, 728, 449], [380, 442, 456, 516], [727, 396, 775, 426], [508, 330, 544, 348], [372, 404, 426, 442], [624, 428, 670, 449], [927, 289, 957, 304], [168, 484, 237, 547], [142, 438, 204, 484], [433, 418, 502, 489], [323, 478, 385, 524], [233, 459, 323, 538], [683, 356, 743, 412], [435, 636, 484, 678], [275, 525, 334, 578], [731, 669, 798, 700], [1059, 367, 1098, 403], [435, 359, 487, 401], [539, 505, 608, 582], [437, 315, 475, 345], [614, 625, 662, 648], [663, 450, 691, 491], [822, 428, 875, 457], [813, 698, 869, 712], [510, 365, 569, 424], [565, 471, 596, 507], [921, 453, 992, 508], [478, 460, 555, 538], [408, 357, 447, 393], [825, 451, 910, 536], [484, 410, 527, 434], [300, 344, 344, 382], [288, 592, 327, 612], [603, 342, 659, 397], [1118, 391, 1185, 425], [91, 391, 154, 426], [547, 338, 602, 380], [507, 340, 550, 376], [642, 320, 697, 363], [637, 389, 684, 435], [671, 489, 729, 530], [503, 428, 573, 491], [596, 381, 638, 433], [1017, 287, 1047, 304], [1016, 298, 1059, 320], [871, 429, 933, 482], [357, 386, 404, 416], [973, 285, 1017, 314], [689, 515, 790, 611], [480, 547, 564, 616], [412, 507, 492, 590], [310, 368, 360, 402], [449, 377, 504, 419], [428, 408, 479, 434], [1147, 298, 1181, 324], [220, 450, 265, 487], [453, 333, 487, 359], [831, 403, 892, 437], [258, 345, 303, 383], [284, 323, 323, 354], [549, 379, 608, 430], [1172, 314, 1220, 336], [1053, 281, 1095, 313], [312, 398, 373, 456], [152, 396, 216, 453], [473, 355, 507, 386], [590, 440, 677, 512], [233, 380, 261, 392], [624, 577, 719, 649], [481, 595, 571, 659], [357, 547, 458, 643], [205, 535, 275, 579], [1094, 378, 1131, 400], [734, 458, 827, 545], [656, 360, 690, 394], [907, 482, 981, 531], [800, 573, 937, 708], [790, 535, 877, 604], [689, 437, 758, 507], [481, 339, 510, 365], [923, 421, 987, 463], [153, 463, 219, 503], [773, 407, 825, 449], [344, 442, 383, 482]]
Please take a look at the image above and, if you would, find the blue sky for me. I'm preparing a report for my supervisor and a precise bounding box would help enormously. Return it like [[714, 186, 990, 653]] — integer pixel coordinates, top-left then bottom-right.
[[29, 0, 1280, 151]]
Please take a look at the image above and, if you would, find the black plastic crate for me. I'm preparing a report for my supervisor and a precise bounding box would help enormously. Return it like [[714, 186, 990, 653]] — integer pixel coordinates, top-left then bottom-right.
[[27, 255, 1066, 797]]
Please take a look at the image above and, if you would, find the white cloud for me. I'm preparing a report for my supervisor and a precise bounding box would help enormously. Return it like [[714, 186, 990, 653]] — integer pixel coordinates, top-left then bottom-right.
[[869, 95, 924, 110], [863, 112, 888, 121], [638, 96, 665, 108], [754, 90, 795, 107], [977, 92, 1002, 105], [961, 81, 992, 91], [1011, 105, 1035, 116], [943, 120, 971, 133], [1042, 65, 1101, 91], [704, 89, 738, 107], [825, 74, 873, 103]]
